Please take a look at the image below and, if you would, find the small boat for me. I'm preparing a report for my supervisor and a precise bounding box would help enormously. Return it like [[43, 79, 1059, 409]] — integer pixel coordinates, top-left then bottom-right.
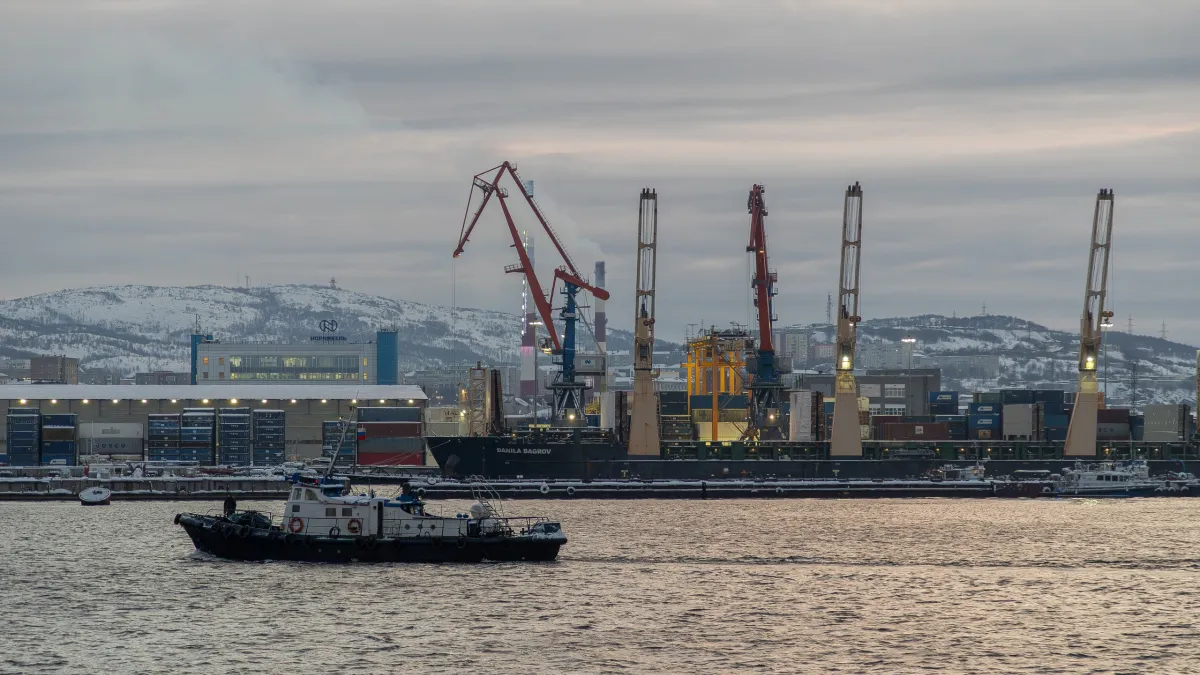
[[175, 475, 566, 563], [80, 487, 112, 506], [1053, 460, 1161, 498]]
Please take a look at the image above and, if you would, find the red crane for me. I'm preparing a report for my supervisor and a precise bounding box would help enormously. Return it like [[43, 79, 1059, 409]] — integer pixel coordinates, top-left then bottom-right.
[[453, 161, 608, 353], [745, 184, 782, 439]]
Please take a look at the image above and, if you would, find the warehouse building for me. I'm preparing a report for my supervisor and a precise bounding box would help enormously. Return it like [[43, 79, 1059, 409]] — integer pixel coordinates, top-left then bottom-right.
[[0, 384, 426, 464], [791, 368, 942, 417]]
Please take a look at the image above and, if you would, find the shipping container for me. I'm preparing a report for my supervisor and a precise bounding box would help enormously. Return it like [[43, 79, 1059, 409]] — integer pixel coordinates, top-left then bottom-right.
[[1097, 408, 1131, 424], [789, 391, 815, 441], [1001, 389, 1036, 405], [968, 414, 999, 429], [40, 440, 77, 465], [356, 406, 422, 423], [1033, 390, 1066, 405], [970, 428, 995, 440], [86, 437, 143, 455], [882, 422, 950, 441], [1044, 427, 1068, 442], [929, 403, 958, 416], [1002, 404, 1042, 440], [355, 421, 422, 440], [973, 392, 1001, 404], [1043, 414, 1070, 429], [929, 391, 959, 405], [1143, 403, 1192, 442], [968, 402, 1001, 416], [1096, 423, 1131, 440], [41, 413, 77, 426]]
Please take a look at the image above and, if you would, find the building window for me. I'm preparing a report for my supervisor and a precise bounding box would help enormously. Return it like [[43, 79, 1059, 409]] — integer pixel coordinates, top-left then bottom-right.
[[884, 384, 905, 398], [203, 372, 209, 379], [219, 372, 225, 380], [203, 357, 209, 365], [218, 357, 224, 365], [363, 358, 368, 367]]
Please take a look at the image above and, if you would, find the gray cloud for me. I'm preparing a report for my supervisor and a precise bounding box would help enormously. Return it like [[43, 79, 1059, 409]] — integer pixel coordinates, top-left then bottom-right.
[[1, 0, 1198, 346]]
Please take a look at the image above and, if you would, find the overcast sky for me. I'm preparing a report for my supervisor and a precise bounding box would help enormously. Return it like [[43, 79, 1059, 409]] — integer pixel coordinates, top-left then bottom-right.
[[2, 0, 1199, 344]]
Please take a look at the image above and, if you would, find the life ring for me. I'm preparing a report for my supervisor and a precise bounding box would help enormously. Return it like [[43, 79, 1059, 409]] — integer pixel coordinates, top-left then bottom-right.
[[539, 484, 550, 495], [347, 518, 362, 535], [566, 486, 576, 496], [775, 487, 784, 495], [329, 526, 341, 537], [288, 517, 304, 533], [426, 476, 438, 485]]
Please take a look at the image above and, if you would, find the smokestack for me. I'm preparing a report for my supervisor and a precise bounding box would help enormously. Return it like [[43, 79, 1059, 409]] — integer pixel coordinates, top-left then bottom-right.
[[595, 261, 607, 393], [520, 236, 537, 398]]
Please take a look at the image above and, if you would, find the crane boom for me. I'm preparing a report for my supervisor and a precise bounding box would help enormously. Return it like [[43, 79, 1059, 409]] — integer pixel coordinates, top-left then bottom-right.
[[1064, 189, 1115, 457], [830, 182, 864, 457], [744, 184, 784, 440], [629, 188, 661, 455]]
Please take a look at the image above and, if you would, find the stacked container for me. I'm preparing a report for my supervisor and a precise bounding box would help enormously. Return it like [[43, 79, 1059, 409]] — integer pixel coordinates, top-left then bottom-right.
[[252, 410, 286, 466], [934, 415, 968, 440], [929, 391, 959, 416], [6, 408, 41, 466], [1143, 404, 1192, 442], [1002, 404, 1042, 441], [967, 413, 1000, 439], [217, 407, 252, 466], [322, 420, 356, 466], [147, 414, 181, 462], [882, 422, 949, 441], [1097, 408, 1131, 441], [1043, 412, 1070, 442], [355, 406, 423, 466], [40, 413, 78, 465], [179, 408, 216, 465]]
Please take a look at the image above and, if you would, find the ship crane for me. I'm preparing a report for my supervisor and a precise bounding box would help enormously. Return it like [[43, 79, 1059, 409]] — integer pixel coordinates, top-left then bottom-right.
[[453, 161, 610, 424], [628, 188, 660, 455], [744, 184, 785, 440], [1064, 189, 1115, 457], [830, 182, 864, 457]]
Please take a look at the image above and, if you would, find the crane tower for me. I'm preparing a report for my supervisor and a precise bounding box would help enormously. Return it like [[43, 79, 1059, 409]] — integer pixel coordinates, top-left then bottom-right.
[[745, 184, 784, 439], [830, 182, 864, 457], [629, 188, 660, 456], [1064, 189, 1115, 457]]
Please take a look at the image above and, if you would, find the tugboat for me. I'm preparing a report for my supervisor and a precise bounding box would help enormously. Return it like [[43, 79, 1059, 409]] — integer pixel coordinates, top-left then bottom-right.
[[1052, 460, 1161, 497], [174, 475, 566, 563], [79, 486, 112, 506]]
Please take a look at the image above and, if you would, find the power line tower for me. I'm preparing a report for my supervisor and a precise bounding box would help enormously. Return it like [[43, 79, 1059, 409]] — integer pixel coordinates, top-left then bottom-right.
[[1161, 321, 1167, 340], [1130, 360, 1139, 411], [1126, 314, 1133, 334], [826, 294, 833, 326]]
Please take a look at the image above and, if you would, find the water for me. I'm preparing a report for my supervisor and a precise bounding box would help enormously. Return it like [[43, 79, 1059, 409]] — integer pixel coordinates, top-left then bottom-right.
[[3, 498, 1200, 674]]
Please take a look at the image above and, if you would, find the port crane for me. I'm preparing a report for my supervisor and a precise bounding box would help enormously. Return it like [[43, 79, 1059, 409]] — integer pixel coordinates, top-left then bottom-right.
[[830, 182, 864, 457], [628, 188, 661, 455], [453, 161, 610, 424], [744, 184, 785, 440], [1064, 189, 1115, 457]]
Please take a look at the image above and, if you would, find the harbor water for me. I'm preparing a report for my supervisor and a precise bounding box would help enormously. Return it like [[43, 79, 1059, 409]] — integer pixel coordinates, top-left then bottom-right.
[[3, 498, 1200, 673]]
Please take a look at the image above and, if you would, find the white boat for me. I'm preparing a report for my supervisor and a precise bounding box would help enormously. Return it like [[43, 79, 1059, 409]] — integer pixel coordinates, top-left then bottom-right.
[[1054, 460, 1160, 497], [79, 486, 112, 506]]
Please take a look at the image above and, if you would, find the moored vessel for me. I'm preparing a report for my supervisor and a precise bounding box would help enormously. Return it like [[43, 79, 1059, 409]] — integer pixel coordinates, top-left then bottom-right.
[[79, 486, 111, 506]]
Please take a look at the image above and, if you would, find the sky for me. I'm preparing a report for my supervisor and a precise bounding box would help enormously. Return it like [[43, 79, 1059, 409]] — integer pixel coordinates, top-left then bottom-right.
[[2, 0, 1199, 344]]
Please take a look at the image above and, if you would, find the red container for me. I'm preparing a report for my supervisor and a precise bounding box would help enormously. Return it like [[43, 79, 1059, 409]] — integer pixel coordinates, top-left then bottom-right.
[[871, 415, 902, 438], [356, 450, 423, 466], [882, 422, 950, 441], [1098, 408, 1130, 423], [355, 422, 421, 440]]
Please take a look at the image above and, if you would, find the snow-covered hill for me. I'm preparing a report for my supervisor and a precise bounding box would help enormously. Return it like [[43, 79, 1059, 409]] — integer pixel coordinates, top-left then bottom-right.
[[0, 284, 638, 374], [0, 286, 1194, 407]]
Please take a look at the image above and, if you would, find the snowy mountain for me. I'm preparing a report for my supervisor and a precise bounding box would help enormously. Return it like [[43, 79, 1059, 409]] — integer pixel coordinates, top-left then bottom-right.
[[0, 286, 1195, 407], [0, 284, 645, 375], [804, 314, 1198, 408]]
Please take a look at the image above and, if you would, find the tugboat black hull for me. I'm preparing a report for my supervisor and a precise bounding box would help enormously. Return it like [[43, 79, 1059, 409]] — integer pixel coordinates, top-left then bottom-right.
[[175, 514, 563, 563]]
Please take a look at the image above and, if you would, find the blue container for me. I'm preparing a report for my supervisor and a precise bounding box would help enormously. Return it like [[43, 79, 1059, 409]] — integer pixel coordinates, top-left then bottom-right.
[[1044, 427, 1068, 442], [1038, 401, 1066, 416], [930, 403, 958, 416], [968, 402, 1000, 415], [946, 422, 967, 440], [1043, 414, 1070, 429], [824, 401, 836, 415], [968, 414, 999, 429], [41, 414, 77, 426], [929, 391, 959, 405]]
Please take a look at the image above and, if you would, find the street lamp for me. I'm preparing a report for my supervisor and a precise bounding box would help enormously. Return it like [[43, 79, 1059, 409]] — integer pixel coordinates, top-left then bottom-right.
[[1100, 318, 1114, 399]]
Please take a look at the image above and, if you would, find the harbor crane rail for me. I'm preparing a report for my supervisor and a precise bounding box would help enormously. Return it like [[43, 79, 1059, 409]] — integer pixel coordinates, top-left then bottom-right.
[[1064, 189, 1115, 457]]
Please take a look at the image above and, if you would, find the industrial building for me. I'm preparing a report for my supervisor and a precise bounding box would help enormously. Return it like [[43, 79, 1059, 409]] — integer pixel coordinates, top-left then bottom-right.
[[191, 330, 399, 385], [791, 368, 942, 417], [31, 356, 79, 384], [0, 384, 426, 465]]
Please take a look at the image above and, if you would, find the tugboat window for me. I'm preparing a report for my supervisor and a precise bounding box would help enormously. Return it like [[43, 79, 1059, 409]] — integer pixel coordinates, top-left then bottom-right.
[[342, 508, 352, 516], [292, 505, 300, 513], [305, 489, 318, 501], [326, 508, 336, 517]]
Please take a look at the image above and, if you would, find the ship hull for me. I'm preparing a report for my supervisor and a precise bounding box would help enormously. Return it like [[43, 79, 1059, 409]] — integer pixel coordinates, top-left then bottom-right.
[[176, 514, 561, 562], [427, 436, 1195, 484]]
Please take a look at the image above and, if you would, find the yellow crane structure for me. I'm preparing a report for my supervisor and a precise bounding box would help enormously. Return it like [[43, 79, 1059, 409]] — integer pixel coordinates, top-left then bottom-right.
[[1064, 189, 1115, 457], [830, 182, 865, 457]]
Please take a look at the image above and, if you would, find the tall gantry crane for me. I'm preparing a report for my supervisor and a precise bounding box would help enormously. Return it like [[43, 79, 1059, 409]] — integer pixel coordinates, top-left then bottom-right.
[[1064, 189, 1115, 457], [453, 161, 610, 424], [744, 184, 784, 440], [629, 188, 660, 455], [830, 182, 864, 457]]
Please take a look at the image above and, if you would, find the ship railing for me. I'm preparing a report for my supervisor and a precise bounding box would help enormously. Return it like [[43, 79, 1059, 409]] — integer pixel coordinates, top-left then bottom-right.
[[479, 515, 554, 537]]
